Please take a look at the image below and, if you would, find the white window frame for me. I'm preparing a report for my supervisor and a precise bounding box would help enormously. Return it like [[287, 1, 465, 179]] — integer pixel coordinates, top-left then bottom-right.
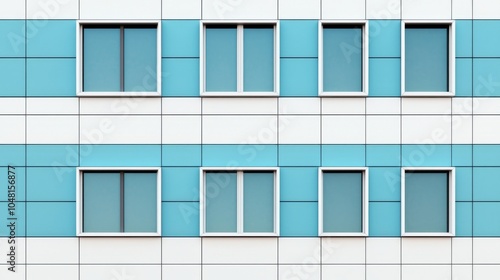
[[319, 21, 369, 97], [318, 167, 369, 236], [76, 167, 162, 237], [200, 21, 279, 97], [200, 167, 280, 236], [401, 20, 455, 97], [401, 167, 455, 237], [76, 20, 162, 97]]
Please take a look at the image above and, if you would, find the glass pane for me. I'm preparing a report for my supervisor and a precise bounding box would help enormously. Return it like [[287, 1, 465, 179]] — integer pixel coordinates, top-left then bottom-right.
[[205, 171, 237, 232], [206, 26, 237, 92], [124, 27, 157, 92], [243, 172, 274, 232], [124, 172, 157, 232], [83, 173, 120, 232], [323, 26, 363, 92], [405, 27, 449, 92], [405, 172, 449, 232], [83, 28, 120, 91], [323, 172, 363, 232], [243, 26, 274, 92]]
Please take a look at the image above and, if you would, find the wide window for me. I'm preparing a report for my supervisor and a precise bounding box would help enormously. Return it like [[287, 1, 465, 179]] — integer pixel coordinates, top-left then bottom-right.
[[76, 168, 161, 236], [200, 168, 279, 236]]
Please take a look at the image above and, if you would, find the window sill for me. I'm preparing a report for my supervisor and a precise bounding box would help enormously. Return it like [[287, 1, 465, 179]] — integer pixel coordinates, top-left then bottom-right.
[[402, 91, 455, 97], [77, 91, 161, 97], [201, 91, 279, 97], [320, 91, 368, 97]]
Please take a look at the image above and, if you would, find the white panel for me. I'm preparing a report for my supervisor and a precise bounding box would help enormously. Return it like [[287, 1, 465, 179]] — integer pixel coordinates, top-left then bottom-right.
[[366, 0, 401, 19], [473, 265, 500, 280], [162, 116, 201, 144], [366, 116, 401, 144], [279, 98, 320, 115], [203, 115, 277, 144], [80, 238, 161, 264], [322, 0, 366, 20], [402, 238, 451, 264], [402, 116, 451, 144], [27, 0, 78, 19], [204, 265, 276, 280], [366, 98, 400, 115], [452, 238, 472, 264], [162, 238, 201, 264], [474, 98, 500, 114], [402, 98, 451, 115], [322, 238, 365, 264], [402, 265, 451, 280], [80, 265, 161, 280], [0, 98, 24, 115], [473, 0, 500, 19], [80, 98, 161, 115], [453, 265, 472, 280], [280, 265, 320, 280], [279, 0, 320, 19], [279, 116, 320, 144], [162, 0, 201, 19], [366, 238, 400, 264], [0, 116, 25, 144], [27, 265, 78, 280], [0, 1, 25, 18], [202, 0, 277, 20], [27, 238, 78, 264], [452, 98, 474, 115], [473, 238, 500, 264], [322, 265, 365, 280], [402, 0, 452, 19], [0, 265, 25, 280], [162, 265, 201, 280], [366, 265, 401, 280], [279, 238, 321, 264], [473, 116, 500, 144], [80, 116, 161, 144], [162, 98, 201, 115], [27, 116, 79, 144], [80, 0, 161, 19], [203, 98, 277, 115], [452, 0, 472, 19], [203, 237, 277, 264], [27, 98, 78, 115], [322, 98, 365, 114], [322, 116, 365, 144], [452, 115, 472, 144], [0, 238, 26, 264]]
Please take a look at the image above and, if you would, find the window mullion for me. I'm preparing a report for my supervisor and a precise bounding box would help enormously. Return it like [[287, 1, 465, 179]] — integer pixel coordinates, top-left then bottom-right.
[[120, 26, 124, 91], [237, 171, 244, 233], [237, 25, 244, 93], [120, 172, 125, 232]]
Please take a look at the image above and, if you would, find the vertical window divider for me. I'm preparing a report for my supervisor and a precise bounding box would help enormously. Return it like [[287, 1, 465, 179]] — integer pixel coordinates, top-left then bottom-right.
[[119, 26, 125, 92], [237, 171, 244, 233], [119, 171, 125, 232], [237, 25, 244, 93]]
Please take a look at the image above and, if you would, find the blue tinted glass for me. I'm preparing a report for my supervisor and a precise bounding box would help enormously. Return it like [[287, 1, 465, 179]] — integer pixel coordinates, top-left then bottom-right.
[[405, 172, 449, 232], [243, 172, 274, 232], [83, 173, 120, 232], [243, 26, 274, 92], [205, 172, 237, 232], [83, 28, 120, 91], [405, 27, 448, 92], [124, 27, 157, 92], [323, 26, 363, 92], [124, 172, 157, 232], [323, 172, 363, 232], [206, 26, 237, 92]]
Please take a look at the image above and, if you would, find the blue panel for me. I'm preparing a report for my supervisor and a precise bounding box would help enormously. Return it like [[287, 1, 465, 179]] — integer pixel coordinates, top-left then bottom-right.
[[162, 202, 199, 237], [162, 145, 201, 166], [452, 145, 472, 166], [279, 145, 320, 166], [244, 26, 274, 92], [369, 167, 400, 202], [368, 20, 401, 57], [322, 145, 365, 166], [473, 202, 500, 237], [456, 202, 472, 237], [368, 58, 401, 97], [280, 20, 318, 57], [162, 20, 199, 57], [473, 167, 500, 201], [473, 145, 500, 166], [124, 172, 157, 232], [205, 26, 237, 92], [27, 58, 76, 96], [0, 145, 25, 166], [124, 27, 157, 92], [202, 145, 277, 167], [280, 202, 318, 237], [280, 167, 318, 202], [0, 20, 25, 57], [243, 172, 275, 232], [0, 167, 25, 202], [473, 59, 500, 97], [366, 145, 400, 166], [27, 202, 76, 236], [27, 145, 78, 167], [80, 145, 161, 167], [27, 167, 75, 201], [455, 167, 472, 202], [162, 167, 199, 201], [0, 202, 25, 237], [162, 58, 200, 97], [473, 20, 500, 57], [27, 20, 76, 57], [280, 58, 318, 96], [402, 145, 451, 167], [455, 20, 472, 58], [456, 58, 472, 97], [83, 173, 120, 232], [205, 171, 237, 233], [0, 58, 25, 96], [368, 202, 400, 237]]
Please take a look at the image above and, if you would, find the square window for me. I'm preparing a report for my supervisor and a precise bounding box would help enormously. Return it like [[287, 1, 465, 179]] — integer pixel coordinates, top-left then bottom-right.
[[320, 22, 368, 96], [202, 23, 278, 96], [319, 168, 368, 236], [402, 167, 455, 236], [402, 21, 455, 96], [76, 167, 161, 236], [200, 168, 279, 236], [77, 22, 161, 96]]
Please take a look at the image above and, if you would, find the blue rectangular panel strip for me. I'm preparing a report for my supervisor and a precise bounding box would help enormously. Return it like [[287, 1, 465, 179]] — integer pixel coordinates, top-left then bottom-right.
[[162, 20, 200, 58], [366, 145, 401, 166], [369, 167, 400, 202], [162, 58, 200, 96], [27, 20, 76, 57], [27, 58, 76, 96], [280, 201, 318, 237], [455, 167, 472, 202], [473, 202, 500, 237], [27, 202, 76, 237], [280, 58, 318, 96], [27, 145, 79, 167], [369, 202, 400, 237], [80, 145, 162, 167], [163, 145, 201, 166], [27, 167, 75, 202], [0, 58, 25, 96], [368, 20, 401, 58], [473, 145, 500, 166], [322, 145, 365, 166], [280, 167, 318, 202], [456, 202, 472, 237], [455, 20, 472, 58], [0, 145, 25, 166], [279, 145, 320, 167], [280, 20, 318, 57], [0, 20, 25, 57], [0, 202, 25, 237], [0, 167, 25, 202], [473, 167, 500, 201], [162, 202, 199, 237], [202, 144, 277, 167], [368, 58, 401, 97], [402, 145, 451, 167], [162, 167, 200, 202], [473, 20, 500, 57]]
